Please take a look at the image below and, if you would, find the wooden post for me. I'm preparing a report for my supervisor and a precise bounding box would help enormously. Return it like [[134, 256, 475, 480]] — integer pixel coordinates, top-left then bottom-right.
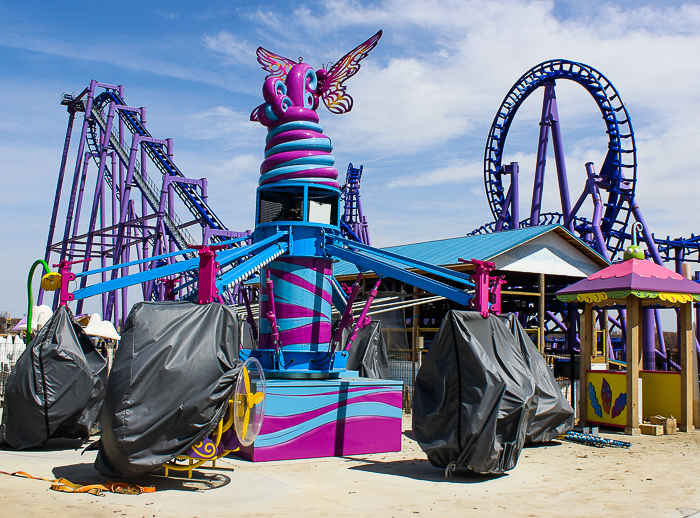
[[679, 301, 695, 432], [579, 303, 594, 427], [625, 295, 642, 435], [602, 309, 609, 363], [538, 273, 545, 353]]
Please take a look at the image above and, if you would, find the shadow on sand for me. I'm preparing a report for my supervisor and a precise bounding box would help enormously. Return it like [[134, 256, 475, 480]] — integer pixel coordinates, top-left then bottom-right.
[[348, 457, 507, 484], [52, 462, 231, 492]]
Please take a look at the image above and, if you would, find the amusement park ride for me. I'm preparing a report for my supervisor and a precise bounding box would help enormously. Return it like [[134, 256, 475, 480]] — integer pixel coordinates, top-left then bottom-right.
[[33, 31, 480, 462], [32, 30, 700, 462]]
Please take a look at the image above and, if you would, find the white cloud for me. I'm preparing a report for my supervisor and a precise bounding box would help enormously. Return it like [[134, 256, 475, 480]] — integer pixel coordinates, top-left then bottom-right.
[[266, 0, 700, 244], [388, 161, 481, 187], [203, 31, 256, 64]]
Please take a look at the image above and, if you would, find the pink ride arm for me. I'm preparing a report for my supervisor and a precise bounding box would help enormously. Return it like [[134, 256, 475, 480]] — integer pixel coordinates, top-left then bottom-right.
[[331, 274, 362, 352], [264, 268, 280, 351], [345, 279, 381, 350]]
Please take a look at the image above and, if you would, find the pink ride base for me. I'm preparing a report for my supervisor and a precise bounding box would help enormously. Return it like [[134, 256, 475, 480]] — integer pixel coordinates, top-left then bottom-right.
[[232, 377, 403, 462]]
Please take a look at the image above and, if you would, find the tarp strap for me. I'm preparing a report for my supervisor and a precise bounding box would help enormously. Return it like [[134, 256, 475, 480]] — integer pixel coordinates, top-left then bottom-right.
[[0, 470, 155, 496]]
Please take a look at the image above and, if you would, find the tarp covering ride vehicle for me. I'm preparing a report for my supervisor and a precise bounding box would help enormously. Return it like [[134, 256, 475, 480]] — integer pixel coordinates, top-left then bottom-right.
[[0, 305, 107, 450], [412, 311, 573, 475], [346, 321, 390, 379], [95, 301, 243, 478]]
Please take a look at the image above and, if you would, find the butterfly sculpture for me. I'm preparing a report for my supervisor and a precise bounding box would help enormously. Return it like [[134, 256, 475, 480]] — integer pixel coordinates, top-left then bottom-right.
[[251, 30, 382, 122]]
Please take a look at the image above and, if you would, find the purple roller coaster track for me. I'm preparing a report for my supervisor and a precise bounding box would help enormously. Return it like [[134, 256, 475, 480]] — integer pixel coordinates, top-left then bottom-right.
[[469, 59, 700, 370], [40, 81, 249, 327]]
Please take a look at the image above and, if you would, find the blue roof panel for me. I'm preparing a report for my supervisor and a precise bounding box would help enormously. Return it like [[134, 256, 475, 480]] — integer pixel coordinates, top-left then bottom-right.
[[332, 225, 597, 277]]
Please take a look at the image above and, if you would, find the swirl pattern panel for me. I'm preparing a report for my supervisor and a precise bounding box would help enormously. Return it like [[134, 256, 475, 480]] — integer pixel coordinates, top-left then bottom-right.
[[259, 258, 333, 350]]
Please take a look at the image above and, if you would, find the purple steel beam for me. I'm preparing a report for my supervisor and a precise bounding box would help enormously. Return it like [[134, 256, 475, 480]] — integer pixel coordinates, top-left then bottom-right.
[[628, 197, 664, 265], [642, 307, 656, 370], [55, 81, 97, 309], [495, 163, 518, 231], [508, 162, 519, 229], [547, 86, 572, 229], [40, 101, 80, 305], [585, 163, 611, 261], [104, 133, 142, 320], [76, 102, 117, 314], [530, 83, 553, 225], [494, 185, 512, 232]]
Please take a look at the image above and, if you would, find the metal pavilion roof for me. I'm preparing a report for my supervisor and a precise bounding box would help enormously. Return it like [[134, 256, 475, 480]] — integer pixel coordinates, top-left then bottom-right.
[[332, 225, 609, 279]]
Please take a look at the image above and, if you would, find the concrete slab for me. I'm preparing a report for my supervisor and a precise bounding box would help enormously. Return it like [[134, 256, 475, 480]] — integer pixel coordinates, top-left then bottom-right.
[[1, 416, 700, 517]]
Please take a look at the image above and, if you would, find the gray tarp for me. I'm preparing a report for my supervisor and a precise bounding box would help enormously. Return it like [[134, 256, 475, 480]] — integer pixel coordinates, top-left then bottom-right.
[[413, 311, 573, 475], [0, 305, 107, 449], [504, 314, 574, 442], [346, 321, 389, 379], [95, 301, 242, 478]]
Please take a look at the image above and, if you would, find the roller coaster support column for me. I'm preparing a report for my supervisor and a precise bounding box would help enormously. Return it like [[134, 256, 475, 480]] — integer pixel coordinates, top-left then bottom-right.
[[508, 163, 519, 230], [628, 198, 664, 265], [495, 162, 519, 231], [160, 174, 208, 258], [40, 88, 87, 305], [531, 82, 572, 229], [54, 81, 100, 309], [104, 133, 150, 320], [75, 101, 118, 315]]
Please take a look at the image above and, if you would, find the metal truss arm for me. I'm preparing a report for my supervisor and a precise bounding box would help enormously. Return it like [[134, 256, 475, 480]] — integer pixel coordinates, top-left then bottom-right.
[[324, 244, 473, 306], [328, 235, 475, 286], [216, 242, 288, 290], [72, 256, 199, 300]]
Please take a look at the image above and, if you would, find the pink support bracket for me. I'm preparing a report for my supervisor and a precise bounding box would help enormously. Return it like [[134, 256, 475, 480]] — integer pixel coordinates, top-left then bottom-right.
[[490, 275, 507, 315], [345, 279, 381, 350], [162, 276, 182, 301], [53, 258, 91, 306], [192, 244, 227, 305], [458, 258, 504, 318]]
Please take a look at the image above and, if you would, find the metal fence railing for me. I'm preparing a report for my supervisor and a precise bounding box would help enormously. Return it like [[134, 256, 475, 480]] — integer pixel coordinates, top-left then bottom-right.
[[387, 350, 417, 412], [0, 335, 26, 406]]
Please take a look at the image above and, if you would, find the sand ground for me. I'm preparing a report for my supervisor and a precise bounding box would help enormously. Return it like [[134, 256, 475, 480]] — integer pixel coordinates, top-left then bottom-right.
[[1, 415, 699, 518]]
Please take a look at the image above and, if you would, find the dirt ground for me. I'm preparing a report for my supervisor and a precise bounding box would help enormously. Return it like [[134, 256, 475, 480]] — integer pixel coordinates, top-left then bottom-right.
[[1, 415, 699, 518]]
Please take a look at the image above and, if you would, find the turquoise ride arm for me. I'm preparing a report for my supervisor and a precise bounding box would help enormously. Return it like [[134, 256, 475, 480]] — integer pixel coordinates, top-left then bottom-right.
[[169, 231, 290, 294], [71, 231, 290, 301], [72, 257, 199, 300], [215, 242, 288, 290], [325, 238, 474, 307], [328, 235, 475, 285]]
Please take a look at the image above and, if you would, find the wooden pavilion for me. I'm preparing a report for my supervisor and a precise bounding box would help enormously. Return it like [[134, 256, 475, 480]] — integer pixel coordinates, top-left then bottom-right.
[[556, 258, 700, 434]]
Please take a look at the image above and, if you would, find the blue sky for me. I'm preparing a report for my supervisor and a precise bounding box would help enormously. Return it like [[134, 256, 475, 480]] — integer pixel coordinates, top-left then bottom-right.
[[1, 0, 700, 315]]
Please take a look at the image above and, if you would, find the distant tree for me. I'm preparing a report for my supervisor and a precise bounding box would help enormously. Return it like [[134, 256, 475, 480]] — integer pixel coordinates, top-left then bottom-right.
[[0, 311, 8, 334]]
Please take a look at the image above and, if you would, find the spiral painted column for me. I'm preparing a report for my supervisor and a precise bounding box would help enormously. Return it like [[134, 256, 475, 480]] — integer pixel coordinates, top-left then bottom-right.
[[253, 63, 339, 357]]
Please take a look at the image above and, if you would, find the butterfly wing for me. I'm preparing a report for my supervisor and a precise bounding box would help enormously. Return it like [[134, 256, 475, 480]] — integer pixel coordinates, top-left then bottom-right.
[[318, 30, 382, 114], [256, 47, 297, 79]]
